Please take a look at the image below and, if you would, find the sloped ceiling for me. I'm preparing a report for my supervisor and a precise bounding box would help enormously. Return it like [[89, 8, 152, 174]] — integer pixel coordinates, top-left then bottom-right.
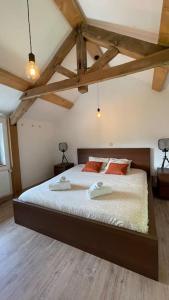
[[80, 0, 163, 34], [0, 0, 167, 122], [0, 0, 71, 79]]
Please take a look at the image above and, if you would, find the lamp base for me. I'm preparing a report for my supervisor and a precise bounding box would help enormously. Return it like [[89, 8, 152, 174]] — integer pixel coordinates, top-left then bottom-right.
[[62, 153, 68, 164], [161, 151, 169, 168]]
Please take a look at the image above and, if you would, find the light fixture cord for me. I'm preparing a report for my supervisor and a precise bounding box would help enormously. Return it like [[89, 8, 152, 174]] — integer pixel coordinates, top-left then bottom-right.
[[26, 0, 32, 53], [97, 82, 100, 108]]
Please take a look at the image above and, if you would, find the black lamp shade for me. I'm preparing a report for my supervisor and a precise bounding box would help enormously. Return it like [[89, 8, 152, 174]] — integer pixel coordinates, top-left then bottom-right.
[[59, 143, 68, 153], [158, 138, 169, 168], [158, 138, 169, 151]]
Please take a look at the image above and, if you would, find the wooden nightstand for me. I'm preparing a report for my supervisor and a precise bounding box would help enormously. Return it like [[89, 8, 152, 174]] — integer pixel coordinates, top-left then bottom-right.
[[157, 168, 169, 199], [54, 163, 74, 176]]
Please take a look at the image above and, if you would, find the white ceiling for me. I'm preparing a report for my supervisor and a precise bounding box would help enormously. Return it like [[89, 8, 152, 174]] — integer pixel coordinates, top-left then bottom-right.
[[0, 0, 167, 122], [80, 0, 163, 34], [0, 84, 21, 115], [0, 0, 71, 79]]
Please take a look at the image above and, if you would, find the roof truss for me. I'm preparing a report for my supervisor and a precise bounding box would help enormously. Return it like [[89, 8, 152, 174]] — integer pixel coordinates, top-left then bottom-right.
[[82, 24, 166, 59], [10, 29, 76, 124], [21, 46, 169, 100], [0, 68, 74, 121], [53, 0, 104, 61], [2, 0, 169, 125]]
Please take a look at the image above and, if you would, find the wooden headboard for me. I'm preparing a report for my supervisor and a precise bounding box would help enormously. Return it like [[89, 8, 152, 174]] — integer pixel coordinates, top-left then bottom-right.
[[77, 148, 151, 175]]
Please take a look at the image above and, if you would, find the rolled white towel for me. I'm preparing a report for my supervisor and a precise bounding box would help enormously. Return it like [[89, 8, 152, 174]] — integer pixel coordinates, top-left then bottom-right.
[[60, 176, 66, 182], [92, 181, 103, 190], [49, 176, 71, 191], [88, 182, 112, 199]]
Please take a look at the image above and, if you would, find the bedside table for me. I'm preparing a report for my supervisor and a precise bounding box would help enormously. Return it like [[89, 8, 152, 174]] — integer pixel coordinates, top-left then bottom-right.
[[157, 168, 169, 200], [54, 163, 74, 176]]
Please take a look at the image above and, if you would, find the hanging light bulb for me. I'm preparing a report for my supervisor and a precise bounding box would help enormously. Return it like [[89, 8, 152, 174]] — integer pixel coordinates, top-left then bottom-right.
[[97, 107, 101, 118], [25, 53, 40, 81], [25, 0, 40, 81], [96, 82, 102, 118]]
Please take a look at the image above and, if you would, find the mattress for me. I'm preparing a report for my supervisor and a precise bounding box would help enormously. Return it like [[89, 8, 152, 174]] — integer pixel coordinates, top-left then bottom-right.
[[19, 165, 148, 233]]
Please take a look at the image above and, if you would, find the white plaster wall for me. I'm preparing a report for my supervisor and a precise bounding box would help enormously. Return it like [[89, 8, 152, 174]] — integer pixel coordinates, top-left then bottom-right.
[[56, 76, 169, 174], [17, 118, 58, 189], [15, 75, 169, 189]]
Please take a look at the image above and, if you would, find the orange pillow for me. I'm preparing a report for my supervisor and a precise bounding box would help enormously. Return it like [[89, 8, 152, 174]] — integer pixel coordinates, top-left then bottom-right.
[[82, 161, 103, 173], [105, 163, 128, 175]]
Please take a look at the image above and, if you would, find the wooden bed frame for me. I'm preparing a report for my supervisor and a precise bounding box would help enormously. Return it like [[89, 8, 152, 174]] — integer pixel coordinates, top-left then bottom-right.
[[13, 148, 158, 280]]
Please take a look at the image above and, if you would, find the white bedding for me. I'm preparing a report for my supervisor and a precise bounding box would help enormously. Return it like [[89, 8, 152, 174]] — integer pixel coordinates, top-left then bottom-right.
[[19, 165, 148, 233]]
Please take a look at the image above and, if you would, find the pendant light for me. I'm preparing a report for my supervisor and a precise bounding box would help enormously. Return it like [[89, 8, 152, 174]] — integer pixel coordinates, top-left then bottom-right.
[[96, 82, 101, 118], [25, 0, 40, 81]]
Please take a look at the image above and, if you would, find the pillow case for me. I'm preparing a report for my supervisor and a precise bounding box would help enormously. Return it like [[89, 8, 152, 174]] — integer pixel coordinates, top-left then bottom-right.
[[106, 158, 132, 172], [82, 161, 103, 173], [89, 156, 109, 170], [105, 163, 128, 175]]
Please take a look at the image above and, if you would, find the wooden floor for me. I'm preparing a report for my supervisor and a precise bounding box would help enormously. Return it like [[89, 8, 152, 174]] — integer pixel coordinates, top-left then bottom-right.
[[0, 200, 169, 300]]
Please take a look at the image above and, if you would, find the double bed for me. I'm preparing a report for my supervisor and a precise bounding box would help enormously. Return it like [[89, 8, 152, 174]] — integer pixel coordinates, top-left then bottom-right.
[[13, 148, 158, 280]]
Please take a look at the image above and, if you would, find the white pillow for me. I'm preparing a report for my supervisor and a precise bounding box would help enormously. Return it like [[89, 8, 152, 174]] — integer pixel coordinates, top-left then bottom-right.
[[89, 156, 109, 170], [106, 158, 132, 172]]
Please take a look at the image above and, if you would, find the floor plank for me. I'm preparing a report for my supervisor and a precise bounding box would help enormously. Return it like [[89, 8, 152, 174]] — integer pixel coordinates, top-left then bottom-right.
[[0, 200, 169, 300]]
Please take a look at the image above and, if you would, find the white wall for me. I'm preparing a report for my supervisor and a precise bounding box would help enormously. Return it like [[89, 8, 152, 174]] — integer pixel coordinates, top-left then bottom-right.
[[15, 75, 169, 189], [56, 76, 169, 173], [18, 118, 58, 189]]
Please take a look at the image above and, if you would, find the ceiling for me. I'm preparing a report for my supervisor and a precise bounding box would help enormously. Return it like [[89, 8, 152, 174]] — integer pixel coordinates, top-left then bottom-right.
[[80, 0, 163, 34], [0, 0, 167, 121]]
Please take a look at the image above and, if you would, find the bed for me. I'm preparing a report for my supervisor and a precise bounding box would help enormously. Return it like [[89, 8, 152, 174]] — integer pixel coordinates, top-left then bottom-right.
[[13, 148, 158, 280]]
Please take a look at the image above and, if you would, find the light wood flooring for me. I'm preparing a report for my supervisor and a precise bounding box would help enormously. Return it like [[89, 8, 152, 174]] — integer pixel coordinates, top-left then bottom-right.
[[0, 199, 169, 300]]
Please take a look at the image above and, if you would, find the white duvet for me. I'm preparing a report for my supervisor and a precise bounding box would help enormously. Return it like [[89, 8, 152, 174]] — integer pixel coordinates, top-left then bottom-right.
[[19, 165, 148, 233]]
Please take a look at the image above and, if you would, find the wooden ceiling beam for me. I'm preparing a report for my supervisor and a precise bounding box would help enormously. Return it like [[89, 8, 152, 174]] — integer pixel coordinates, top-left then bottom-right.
[[41, 94, 73, 109], [0, 68, 30, 91], [21, 48, 169, 100], [55, 65, 76, 78], [82, 24, 166, 59], [88, 47, 119, 73], [152, 0, 169, 91], [76, 25, 88, 93], [88, 19, 159, 44], [54, 0, 104, 61], [10, 29, 76, 124], [87, 41, 104, 60], [0, 65, 73, 123], [54, 0, 86, 27], [152, 67, 169, 91]]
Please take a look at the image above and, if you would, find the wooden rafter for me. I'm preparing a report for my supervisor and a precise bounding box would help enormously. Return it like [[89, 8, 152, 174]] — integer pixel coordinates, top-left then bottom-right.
[[88, 47, 119, 73], [55, 65, 76, 78], [0, 68, 30, 91], [152, 67, 168, 91], [76, 25, 88, 93], [88, 19, 159, 44], [87, 41, 104, 60], [54, 0, 104, 61], [0, 68, 73, 122], [54, 0, 86, 27], [10, 30, 76, 125], [82, 24, 166, 59], [41, 94, 73, 109], [152, 0, 169, 91], [21, 47, 169, 100]]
